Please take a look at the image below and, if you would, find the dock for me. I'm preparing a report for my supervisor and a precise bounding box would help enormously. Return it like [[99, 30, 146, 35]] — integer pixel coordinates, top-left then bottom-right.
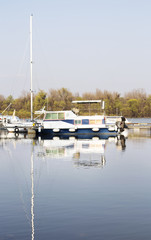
[[126, 122, 151, 138], [127, 122, 151, 129]]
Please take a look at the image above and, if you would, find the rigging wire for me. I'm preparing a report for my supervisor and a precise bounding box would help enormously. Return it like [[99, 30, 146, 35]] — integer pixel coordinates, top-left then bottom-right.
[[9, 35, 30, 98]]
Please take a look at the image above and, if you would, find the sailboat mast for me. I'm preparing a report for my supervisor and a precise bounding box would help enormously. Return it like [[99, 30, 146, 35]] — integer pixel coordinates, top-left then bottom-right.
[[30, 14, 33, 121]]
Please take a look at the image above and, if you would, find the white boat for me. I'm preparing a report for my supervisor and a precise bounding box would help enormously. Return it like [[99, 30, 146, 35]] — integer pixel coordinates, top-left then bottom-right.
[[0, 103, 13, 129], [36, 110, 116, 137], [36, 100, 128, 138], [36, 112, 127, 139], [2, 110, 33, 133]]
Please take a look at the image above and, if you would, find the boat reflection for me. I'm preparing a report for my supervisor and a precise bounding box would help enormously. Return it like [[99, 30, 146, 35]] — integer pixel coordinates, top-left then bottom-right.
[[0, 131, 127, 167], [0, 130, 27, 139], [37, 135, 127, 168], [39, 136, 106, 168], [116, 135, 126, 151], [0, 131, 127, 239]]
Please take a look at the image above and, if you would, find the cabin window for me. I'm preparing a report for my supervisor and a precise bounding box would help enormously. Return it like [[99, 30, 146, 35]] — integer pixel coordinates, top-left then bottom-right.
[[96, 119, 102, 124], [52, 113, 58, 119], [58, 113, 64, 119], [82, 119, 89, 124], [45, 113, 51, 119], [75, 120, 82, 125], [45, 112, 65, 120], [89, 119, 102, 124], [89, 120, 95, 124]]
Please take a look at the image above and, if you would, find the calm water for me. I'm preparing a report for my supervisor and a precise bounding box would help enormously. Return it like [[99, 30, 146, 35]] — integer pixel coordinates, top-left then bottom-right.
[[0, 130, 151, 240], [128, 118, 151, 123]]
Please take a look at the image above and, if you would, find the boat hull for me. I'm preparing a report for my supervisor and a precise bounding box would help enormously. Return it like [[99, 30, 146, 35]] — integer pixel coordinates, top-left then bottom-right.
[[36, 127, 118, 139]]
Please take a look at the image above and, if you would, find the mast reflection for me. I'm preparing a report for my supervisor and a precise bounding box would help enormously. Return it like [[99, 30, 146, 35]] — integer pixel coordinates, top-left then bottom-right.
[[0, 131, 35, 239], [31, 145, 34, 240]]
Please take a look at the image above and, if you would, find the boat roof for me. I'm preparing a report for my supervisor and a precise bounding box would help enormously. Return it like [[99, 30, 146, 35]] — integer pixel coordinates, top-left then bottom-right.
[[72, 100, 102, 104], [45, 110, 72, 113]]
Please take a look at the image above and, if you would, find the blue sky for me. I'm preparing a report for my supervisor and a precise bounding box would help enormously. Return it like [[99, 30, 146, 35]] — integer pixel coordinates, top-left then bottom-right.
[[0, 0, 151, 98]]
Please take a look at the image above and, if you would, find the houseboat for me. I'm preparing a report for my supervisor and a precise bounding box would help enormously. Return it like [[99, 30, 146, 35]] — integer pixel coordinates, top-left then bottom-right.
[[36, 110, 127, 139]]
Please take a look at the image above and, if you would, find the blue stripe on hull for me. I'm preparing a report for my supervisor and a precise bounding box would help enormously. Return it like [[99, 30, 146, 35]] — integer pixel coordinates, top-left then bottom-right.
[[37, 128, 117, 139]]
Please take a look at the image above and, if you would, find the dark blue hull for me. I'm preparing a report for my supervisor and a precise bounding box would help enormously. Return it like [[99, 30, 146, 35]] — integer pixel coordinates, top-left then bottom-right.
[[36, 128, 118, 140]]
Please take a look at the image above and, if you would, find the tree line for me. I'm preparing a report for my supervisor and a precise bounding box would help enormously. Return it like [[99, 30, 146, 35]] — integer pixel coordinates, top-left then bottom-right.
[[0, 88, 151, 118]]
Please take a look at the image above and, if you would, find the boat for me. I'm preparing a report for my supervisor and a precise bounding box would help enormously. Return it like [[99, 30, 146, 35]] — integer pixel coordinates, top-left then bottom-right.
[[36, 100, 128, 138], [35, 100, 128, 138], [0, 103, 12, 129], [0, 105, 26, 132], [36, 111, 116, 138], [1, 110, 34, 133]]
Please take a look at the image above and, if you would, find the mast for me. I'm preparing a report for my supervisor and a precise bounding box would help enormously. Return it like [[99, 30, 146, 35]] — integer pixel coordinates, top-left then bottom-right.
[[30, 14, 33, 121]]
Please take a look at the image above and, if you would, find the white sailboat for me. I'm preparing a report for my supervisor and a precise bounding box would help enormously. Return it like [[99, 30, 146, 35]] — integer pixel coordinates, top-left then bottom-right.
[[3, 15, 34, 133]]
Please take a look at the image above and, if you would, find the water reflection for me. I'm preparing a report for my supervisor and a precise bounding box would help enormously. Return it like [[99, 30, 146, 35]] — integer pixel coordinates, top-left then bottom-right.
[[0, 131, 127, 168], [0, 130, 27, 140], [0, 131, 35, 240], [37, 135, 127, 169], [116, 135, 126, 151], [0, 131, 127, 239], [38, 137, 107, 168], [31, 145, 34, 240], [1, 130, 151, 240]]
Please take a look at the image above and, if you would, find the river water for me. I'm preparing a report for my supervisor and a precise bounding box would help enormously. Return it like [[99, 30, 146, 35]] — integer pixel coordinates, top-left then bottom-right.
[[0, 129, 151, 240]]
